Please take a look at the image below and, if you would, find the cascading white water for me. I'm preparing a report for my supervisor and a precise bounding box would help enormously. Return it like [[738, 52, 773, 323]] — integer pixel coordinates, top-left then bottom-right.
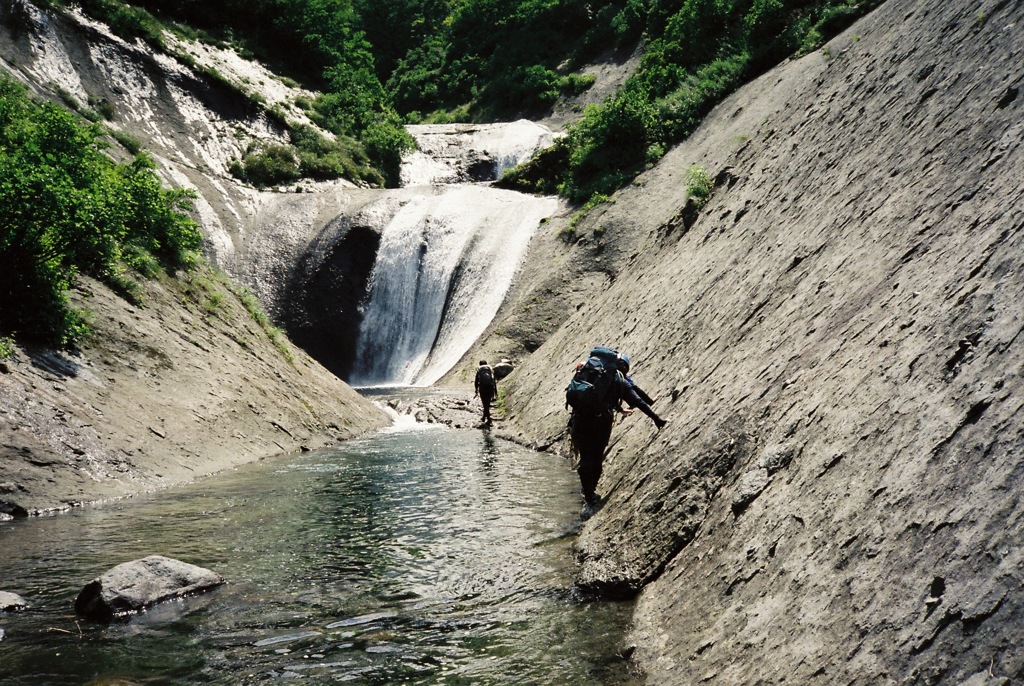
[[350, 186, 557, 387], [349, 122, 559, 387]]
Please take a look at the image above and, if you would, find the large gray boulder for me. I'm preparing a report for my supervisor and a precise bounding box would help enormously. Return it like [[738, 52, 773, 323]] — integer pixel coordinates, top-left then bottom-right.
[[493, 359, 515, 381], [0, 591, 28, 612], [74, 555, 223, 621]]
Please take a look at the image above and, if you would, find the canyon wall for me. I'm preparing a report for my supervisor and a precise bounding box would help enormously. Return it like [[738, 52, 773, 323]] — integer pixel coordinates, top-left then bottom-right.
[[496, 0, 1024, 682]]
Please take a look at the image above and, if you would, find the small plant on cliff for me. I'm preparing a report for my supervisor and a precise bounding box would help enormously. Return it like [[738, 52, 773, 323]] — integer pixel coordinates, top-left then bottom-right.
[[75, 0, 166, 49], [0, 336, 14, 361], [561, 193, 613, 243], [686, 165, 713, 209], [230, 282, 295, 365]]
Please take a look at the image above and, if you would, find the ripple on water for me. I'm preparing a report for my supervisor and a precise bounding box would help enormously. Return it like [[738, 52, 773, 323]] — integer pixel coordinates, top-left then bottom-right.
[[0, 428, 639, 685]]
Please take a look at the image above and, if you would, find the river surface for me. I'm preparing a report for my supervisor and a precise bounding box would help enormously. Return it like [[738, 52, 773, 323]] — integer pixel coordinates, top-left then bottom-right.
[[0, 421, 638, 685]]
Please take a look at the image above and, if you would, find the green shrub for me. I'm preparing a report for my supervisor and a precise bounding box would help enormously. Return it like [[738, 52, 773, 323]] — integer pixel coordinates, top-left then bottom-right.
[[89, 97, 116, 121], [230, 282, 294, 364], [109, 128, 142, 154], [561, 193, 613, 242], [229, 143, 301, 187], [78, 0, 166, 49], [0, 78, 200, 346], [495, 139, 569, 196], [686, 164, 713, 208], [0, 336, 13, 360]]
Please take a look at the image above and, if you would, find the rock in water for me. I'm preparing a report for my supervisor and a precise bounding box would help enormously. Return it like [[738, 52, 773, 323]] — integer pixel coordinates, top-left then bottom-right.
[[74, 555, 223, 621], [0, 591, 28, 612]]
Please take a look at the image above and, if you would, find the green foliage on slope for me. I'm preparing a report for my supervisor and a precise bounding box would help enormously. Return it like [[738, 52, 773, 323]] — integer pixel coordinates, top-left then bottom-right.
[[372, 0, 624, 121], [551, 0, 884, 202], [0, 78, 201, 346], [61, 0, 879, 198]]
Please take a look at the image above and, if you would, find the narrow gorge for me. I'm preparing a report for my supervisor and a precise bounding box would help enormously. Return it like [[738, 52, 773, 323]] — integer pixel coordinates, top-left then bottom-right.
[[3, 0, 1024, 683]]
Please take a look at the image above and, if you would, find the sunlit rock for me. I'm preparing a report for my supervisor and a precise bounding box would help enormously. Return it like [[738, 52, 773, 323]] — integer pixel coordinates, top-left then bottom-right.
[[0, 591, 28, 612], [75, 555, 223, 621]]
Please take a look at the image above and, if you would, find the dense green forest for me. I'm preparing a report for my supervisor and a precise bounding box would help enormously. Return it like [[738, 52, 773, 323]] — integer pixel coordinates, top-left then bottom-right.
[[65, 0, 879, 198], [0, 78, 200, 345]]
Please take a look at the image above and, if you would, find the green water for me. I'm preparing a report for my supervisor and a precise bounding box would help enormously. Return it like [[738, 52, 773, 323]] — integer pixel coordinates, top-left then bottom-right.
[[0, 423, 638, 684]]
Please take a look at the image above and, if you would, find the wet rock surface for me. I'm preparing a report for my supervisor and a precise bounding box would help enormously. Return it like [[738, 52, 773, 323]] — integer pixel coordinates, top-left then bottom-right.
[[74, 555, 223, 621], [487, 0, 1024, 682]]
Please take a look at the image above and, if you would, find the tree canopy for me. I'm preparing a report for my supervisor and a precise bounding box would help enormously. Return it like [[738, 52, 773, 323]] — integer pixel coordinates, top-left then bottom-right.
[[70, 0, 879, 199]]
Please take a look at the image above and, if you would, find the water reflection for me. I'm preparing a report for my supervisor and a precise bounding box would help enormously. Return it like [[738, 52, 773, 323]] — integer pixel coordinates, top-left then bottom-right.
[[0, 424, 638, 685]]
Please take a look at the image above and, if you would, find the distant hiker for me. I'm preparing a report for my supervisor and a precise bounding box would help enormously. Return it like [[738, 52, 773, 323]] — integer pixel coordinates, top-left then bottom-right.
[[617, 353, 667, 430], [474, 360, 497, 424], [565, 346, 631, 511]]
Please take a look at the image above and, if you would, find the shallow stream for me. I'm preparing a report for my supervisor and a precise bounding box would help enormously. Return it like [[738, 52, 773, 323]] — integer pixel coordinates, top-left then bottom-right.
[[0, 421, 637, 684]]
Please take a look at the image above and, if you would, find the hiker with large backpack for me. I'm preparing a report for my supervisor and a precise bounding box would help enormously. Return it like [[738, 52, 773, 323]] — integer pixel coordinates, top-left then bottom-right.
[[565, 346, 631, 510], [474, 360, 497, 425]]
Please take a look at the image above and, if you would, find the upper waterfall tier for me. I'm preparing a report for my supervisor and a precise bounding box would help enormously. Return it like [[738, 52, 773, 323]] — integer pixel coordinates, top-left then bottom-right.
[[401, 120, 561, 186], [347, 120, 560, 387]]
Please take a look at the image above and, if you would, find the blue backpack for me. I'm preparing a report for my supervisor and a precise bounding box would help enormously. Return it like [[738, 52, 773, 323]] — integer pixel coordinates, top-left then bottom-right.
[[565, 346, 621, 415]]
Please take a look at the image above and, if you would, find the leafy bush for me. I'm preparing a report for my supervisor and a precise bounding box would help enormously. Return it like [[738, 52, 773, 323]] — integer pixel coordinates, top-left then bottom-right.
[[495, 139, 570, 196], [109, 128, 143, 154], [229, 127, 391, 188], [560, 89, 660, 202], [562, 193, 614, 241], [0, 78, 200, 346], [229, 143, 301, 187], [686, 164, 712, 208], [77, 0, 166, 49]]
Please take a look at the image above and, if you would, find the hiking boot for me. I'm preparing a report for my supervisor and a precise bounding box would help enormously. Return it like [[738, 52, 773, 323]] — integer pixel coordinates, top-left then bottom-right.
[[655, 417, 668, 430]]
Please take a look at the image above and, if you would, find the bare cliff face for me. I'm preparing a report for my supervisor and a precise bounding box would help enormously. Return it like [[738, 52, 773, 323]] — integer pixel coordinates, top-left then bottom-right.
[[493, 0, 1024, 682]]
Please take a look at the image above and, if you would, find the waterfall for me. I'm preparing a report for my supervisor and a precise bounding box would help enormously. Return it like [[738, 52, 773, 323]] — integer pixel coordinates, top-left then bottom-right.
[[350, 186, 557, 387], [349, 122, 559, 387]]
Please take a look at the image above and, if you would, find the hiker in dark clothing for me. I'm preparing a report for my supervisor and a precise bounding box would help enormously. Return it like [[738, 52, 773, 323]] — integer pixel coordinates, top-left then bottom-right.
[[618, 354, 667, 430], [570, 406, 622, 508], [474, 360, 497, 424], [566, 347, 632, 509]]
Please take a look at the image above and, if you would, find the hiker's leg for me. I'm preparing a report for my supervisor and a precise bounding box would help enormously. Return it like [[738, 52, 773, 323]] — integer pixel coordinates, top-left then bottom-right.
[[572, 414, 604, 502], [577, 453, 601, 504], [583, 414, 613, 501]]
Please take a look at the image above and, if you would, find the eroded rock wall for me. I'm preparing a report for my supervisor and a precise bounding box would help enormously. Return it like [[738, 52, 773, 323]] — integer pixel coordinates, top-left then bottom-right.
[[0, 269, 389, 517], [500, 0, 1024, 681]]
